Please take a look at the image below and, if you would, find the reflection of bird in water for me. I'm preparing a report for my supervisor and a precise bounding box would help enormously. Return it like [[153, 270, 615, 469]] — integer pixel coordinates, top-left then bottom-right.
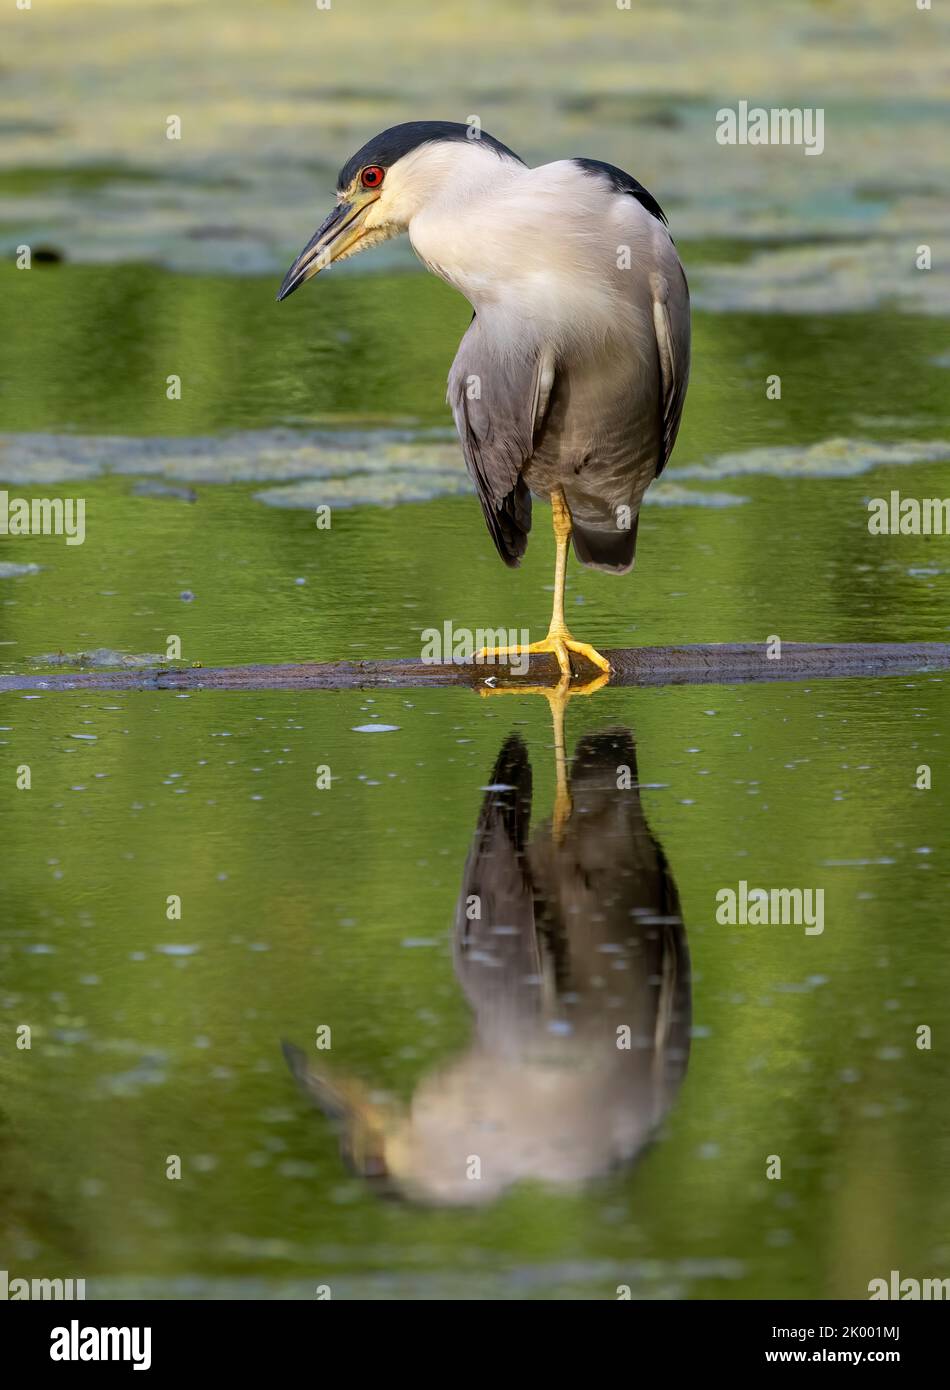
[[285, 725, 691, 1205], [277, 121, 690, 678]]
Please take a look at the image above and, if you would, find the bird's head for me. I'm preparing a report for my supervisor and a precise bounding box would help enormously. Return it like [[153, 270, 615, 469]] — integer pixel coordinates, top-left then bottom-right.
[[276, 120, 524, 301]]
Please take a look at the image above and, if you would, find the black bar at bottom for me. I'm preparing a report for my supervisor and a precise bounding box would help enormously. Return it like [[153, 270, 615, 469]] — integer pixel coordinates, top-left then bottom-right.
[[3, 1298, 947, 1373]]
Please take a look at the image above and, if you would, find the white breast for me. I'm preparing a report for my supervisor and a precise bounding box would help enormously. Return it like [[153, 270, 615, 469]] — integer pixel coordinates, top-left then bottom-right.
[[410, 160, 666, 360]]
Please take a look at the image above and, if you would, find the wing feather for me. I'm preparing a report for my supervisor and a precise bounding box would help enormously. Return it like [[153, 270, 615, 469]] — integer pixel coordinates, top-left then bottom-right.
[[651, 265, 691, 477], [448, 323, 554, 566]]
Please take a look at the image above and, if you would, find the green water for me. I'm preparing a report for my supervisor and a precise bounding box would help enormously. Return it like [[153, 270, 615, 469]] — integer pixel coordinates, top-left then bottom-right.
[[2, 263, 950, 1299]]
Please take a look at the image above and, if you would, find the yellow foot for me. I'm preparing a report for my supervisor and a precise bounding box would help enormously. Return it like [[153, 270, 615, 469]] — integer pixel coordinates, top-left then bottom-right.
[[476, 630, 611, 679]]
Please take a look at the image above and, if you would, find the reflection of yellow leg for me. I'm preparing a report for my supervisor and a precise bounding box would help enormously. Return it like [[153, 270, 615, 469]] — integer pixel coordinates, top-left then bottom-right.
[[478, 669, 608, 842], [477, 489, 611, 679], [549, 675, 572, 843]]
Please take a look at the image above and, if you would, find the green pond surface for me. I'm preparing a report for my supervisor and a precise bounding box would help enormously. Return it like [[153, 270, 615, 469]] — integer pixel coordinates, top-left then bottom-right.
[[2, 261, 950, 1299]]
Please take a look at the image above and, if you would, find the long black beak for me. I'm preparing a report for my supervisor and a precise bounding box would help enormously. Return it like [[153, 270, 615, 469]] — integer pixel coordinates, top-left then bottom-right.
[[276, 201, 361, 302]]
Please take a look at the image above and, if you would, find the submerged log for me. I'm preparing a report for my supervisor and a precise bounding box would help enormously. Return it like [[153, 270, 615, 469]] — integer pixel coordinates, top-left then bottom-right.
[[1, 642, 948, 693]]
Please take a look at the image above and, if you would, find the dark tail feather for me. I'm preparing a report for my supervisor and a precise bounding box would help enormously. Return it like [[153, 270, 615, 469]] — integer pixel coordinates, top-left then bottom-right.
[[483, 478, 532, 568], [571, 513, 639, 573]]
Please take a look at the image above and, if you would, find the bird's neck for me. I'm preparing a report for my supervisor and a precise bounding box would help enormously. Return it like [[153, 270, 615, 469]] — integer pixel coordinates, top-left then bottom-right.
[[408, 162, 630, 354], [407, 160, 532, 310]]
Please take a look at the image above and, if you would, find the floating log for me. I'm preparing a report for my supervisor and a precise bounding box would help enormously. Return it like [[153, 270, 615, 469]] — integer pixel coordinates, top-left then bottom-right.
[[1, 642, 948, 693]]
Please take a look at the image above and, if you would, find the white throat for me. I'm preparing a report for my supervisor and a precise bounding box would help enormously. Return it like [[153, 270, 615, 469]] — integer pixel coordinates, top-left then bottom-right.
[[407, 154, 648, 357], [404, 144, 528, 301]]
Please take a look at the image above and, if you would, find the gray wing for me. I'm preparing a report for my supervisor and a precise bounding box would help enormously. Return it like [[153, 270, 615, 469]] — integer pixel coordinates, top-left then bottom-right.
[[651, 258, 691, 476], [447, 319, 554, 567], [569, 159, 690, 480]]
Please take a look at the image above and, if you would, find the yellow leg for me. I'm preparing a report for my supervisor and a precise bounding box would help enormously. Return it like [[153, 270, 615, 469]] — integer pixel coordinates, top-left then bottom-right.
[[477, 669, 609, 841], [477, 489, 611, 679]]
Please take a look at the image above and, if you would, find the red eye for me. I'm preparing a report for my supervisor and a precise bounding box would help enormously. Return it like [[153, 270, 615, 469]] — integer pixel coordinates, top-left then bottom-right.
[[361, 165, 385, 189]]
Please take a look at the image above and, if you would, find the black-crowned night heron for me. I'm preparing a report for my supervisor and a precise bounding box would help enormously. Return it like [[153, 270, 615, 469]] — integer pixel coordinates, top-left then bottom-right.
[[278, 121, 691, 679], [284, 725, 691, 1204]]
